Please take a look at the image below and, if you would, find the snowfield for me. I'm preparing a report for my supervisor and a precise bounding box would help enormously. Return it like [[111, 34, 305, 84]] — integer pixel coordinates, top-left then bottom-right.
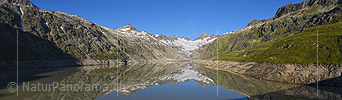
[[160, 37, 217, 57]]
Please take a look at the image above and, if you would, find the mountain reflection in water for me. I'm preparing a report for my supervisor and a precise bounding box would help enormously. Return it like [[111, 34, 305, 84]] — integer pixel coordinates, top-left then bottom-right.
[[0, 62, 341, 100]]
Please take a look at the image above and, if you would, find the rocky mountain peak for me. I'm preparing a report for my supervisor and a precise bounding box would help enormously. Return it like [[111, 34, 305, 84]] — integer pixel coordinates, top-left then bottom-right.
[[194, 32, 209, 40], [173, 35, 180, 38], [123, 24, 132, 28], [118, 24, 138, 32], [202, 32, 208, 35], [120, 24, 132, 29], [182, 37, 190, 41], [274, 0, 340, 18]]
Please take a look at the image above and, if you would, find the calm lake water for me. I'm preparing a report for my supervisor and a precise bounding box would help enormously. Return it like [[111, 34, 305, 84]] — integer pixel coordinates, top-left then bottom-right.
[[0, 62, 341, 100]]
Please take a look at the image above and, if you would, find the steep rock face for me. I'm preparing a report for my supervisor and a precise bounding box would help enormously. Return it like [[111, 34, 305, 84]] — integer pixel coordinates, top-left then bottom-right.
[[274, 2, 307, 18], [0, 0, 80, 71], [0, 0, 185, 71]]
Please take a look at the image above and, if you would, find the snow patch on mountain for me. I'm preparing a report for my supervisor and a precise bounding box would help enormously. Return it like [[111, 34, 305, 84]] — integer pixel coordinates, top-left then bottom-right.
[[19, 7, 24, 15], [19, 7, 24, 30], [160, 36, 217, 57]]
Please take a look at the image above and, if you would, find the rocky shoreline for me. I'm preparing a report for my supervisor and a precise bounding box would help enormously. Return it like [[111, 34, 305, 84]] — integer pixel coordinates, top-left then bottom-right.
[[0, 58, 192, 72], [0, 59, 121, 72], [196, 60, 342, 86]]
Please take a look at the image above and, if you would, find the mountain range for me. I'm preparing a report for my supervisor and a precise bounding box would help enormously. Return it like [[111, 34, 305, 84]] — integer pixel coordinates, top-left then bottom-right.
[[0, 0, 217, 71]]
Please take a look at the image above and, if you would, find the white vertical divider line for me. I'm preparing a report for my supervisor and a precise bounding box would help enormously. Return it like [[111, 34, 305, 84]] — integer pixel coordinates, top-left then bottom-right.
[[216, 29, 219, 96], [17, 30, 19, 96], [316, 30, 319, 97]]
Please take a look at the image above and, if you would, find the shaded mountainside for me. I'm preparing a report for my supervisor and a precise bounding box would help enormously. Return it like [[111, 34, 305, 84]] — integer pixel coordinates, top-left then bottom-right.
[[197, 0, 342, 65], [0, 0, 185, 71]]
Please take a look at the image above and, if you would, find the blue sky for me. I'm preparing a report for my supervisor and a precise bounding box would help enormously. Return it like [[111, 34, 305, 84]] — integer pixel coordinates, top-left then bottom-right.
[[31, 0, 306, 40]]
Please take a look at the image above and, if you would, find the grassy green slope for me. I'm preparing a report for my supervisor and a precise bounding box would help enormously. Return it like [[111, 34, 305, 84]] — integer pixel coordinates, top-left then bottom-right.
[[198, 1, 342, 65], [218, 22, 342, 64]]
